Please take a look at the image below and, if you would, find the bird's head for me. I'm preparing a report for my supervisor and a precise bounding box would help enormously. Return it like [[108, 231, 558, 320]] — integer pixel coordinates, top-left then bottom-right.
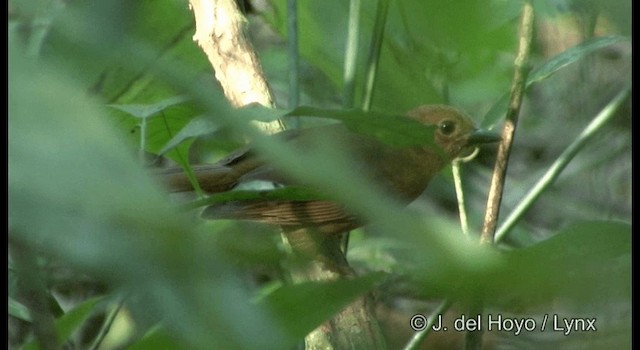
[[407, 105, 500, 160]]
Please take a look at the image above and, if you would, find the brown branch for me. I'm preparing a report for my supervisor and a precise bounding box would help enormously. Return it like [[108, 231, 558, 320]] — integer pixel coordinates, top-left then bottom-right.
[[188, 1, 386, 348], [189, 0, 284, 133], [480, 1, 535, 244], [467, 2, 535, 349]]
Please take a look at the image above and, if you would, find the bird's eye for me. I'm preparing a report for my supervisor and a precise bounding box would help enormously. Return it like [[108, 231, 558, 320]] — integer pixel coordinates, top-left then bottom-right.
[[439, 120, 456, 135]]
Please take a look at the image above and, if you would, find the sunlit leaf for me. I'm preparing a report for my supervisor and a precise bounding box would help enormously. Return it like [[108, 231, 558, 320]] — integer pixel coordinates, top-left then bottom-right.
[[109, 96, 190, 119], [158, 115, 220, 155]]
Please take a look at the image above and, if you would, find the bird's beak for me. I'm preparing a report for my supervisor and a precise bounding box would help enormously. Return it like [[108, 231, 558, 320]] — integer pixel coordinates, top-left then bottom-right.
[[467, 129, 501, 145]]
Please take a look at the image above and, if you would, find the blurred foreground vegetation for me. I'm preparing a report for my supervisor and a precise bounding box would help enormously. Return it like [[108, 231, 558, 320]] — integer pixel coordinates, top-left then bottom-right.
[[9, 0, 630, 349]]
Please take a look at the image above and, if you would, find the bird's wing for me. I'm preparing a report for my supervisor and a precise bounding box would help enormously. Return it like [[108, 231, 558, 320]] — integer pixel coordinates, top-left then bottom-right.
[[201, 199, 359, 231]]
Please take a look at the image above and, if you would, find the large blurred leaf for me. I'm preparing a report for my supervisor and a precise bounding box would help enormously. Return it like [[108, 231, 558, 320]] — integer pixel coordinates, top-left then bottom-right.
[[127, 325, 184, 350], [496, 220, 631, 304], [9, 40, 290, 350], [286, 106, 436, 147], [405, 220, 630, 307], [259, 272, 386, 344], [42, 0, 206, 104]]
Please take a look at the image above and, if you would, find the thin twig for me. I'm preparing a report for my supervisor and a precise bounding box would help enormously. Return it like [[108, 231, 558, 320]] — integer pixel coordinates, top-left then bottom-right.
[[452, 149, 480, 236], [469, 2, 535, 349], [89, 297, 127, 350], [495, 85, 630, 242], [402, 299, 452, 350], [452, 162, 469, 235]]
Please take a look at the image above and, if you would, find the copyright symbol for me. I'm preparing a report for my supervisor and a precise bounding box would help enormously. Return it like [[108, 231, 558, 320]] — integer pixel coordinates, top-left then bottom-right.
[[410, 314, 427, 331]]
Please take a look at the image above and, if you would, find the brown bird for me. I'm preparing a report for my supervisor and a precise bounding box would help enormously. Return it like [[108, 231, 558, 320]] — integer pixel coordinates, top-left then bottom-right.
[[160, 105, 499, 234]]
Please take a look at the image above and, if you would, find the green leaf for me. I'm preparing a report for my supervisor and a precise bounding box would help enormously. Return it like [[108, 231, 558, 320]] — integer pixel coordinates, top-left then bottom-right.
[[528, 35, 627, 84], [259, 272, 386, 342], [158, 115, 220, 155], [286, 106, 436, 147], [9, 297, 31, 322], [23, 297, 104, 350], [494, 220, 631, 306], [482, 35, 628, 128], [157, 101, 287, 156], [411, 221, 631, 306], [109, 95, 190, 119]]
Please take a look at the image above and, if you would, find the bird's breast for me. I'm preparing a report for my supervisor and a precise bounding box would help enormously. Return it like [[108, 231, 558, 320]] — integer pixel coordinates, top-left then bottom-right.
[[370, 147, 446, 203]]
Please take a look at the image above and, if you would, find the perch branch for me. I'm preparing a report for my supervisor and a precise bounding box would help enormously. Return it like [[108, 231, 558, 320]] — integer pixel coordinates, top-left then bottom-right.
[[188, 1, 386, 348]]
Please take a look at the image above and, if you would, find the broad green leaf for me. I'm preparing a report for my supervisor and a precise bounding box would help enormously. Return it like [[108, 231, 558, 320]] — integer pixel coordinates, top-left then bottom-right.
[[491, 220, 631, 308], [408, 220, 630, 306]]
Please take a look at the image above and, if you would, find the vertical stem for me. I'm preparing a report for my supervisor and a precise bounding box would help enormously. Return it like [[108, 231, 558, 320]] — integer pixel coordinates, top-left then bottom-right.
[[343, 0, 361, 109], [362, 0, 389, 111], [480, 0, 535, 244], [287, 0, 300, 119], [469, 2, 534, 349], [452, 162, 469, 235], [402, 299, 452, 350], [139, 117, 147, 163]]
